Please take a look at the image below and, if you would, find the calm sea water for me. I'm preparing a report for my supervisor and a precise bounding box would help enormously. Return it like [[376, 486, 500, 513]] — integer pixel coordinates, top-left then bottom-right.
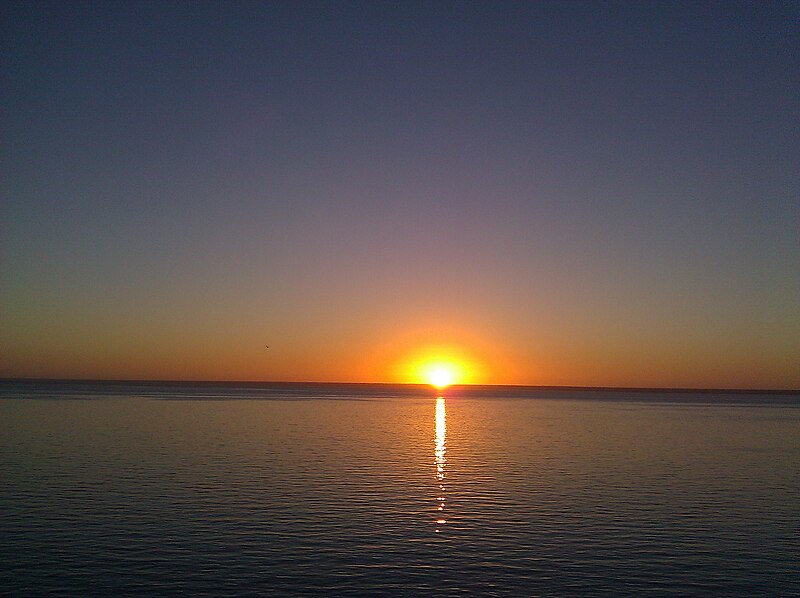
[[1, 381, 798, 596]]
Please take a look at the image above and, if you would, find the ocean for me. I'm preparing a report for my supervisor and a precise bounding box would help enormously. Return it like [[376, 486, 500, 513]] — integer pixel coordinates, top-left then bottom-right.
[[1, 381, 798, 596]]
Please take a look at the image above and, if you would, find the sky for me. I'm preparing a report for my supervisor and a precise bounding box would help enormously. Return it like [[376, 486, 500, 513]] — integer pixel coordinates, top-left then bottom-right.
[[1, 1, 798, 388]]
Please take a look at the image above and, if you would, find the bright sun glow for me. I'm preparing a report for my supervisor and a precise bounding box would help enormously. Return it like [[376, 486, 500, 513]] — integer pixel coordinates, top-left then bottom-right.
[[395, 344, 484, 388], [428, 367, 454, 389]]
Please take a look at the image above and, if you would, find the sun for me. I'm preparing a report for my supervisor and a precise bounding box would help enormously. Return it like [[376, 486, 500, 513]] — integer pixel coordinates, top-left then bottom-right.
[[428, 367, 455, 389], [393, 344, 483, 388]]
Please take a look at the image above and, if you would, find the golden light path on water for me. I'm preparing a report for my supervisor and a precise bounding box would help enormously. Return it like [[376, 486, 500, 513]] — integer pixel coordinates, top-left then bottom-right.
[[434, 396, 446, 532]]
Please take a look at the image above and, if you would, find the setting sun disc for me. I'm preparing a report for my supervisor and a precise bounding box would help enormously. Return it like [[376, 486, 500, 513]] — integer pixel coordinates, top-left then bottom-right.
[[429, 368, 454, 389]]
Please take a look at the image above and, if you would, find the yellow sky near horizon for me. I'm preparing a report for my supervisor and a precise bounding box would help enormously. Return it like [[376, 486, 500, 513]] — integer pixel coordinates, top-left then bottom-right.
[[2, 303, 797, 389]]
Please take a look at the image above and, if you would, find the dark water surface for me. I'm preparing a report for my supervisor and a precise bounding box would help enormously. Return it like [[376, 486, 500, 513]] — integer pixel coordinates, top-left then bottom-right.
[[2, 381, 798, 596]]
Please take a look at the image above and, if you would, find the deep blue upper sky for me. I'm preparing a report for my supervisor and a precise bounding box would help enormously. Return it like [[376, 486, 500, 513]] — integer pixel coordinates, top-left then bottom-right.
[[1, 1, 797, 386]]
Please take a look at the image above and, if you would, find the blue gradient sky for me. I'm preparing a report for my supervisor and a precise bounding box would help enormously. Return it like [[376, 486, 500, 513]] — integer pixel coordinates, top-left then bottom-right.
[[2, 2, 798, 387]]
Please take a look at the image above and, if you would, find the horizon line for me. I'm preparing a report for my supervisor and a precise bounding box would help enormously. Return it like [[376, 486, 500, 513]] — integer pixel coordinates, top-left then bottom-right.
[[1, 377, 797, 394]]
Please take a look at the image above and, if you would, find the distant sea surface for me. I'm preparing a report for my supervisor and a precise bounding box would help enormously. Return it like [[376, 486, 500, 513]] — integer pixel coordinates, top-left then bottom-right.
[[2, 381, 798, 596]]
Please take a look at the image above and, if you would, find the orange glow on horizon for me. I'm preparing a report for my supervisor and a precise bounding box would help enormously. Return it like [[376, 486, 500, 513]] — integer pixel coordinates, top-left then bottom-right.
[[428, 367, 454, 389], [394, 344, 486, 386]]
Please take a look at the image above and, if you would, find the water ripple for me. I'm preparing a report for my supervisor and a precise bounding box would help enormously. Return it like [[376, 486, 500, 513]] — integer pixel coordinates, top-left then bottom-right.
[[1, 382, 798, 596]]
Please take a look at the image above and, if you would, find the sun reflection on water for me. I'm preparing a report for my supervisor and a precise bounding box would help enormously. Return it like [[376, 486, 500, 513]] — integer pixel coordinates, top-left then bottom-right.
[[434, 396, 446, 532]]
